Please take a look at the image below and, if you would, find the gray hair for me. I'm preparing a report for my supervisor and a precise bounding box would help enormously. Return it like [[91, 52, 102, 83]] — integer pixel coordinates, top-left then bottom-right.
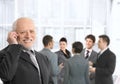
[[12, 17, 34, 31]]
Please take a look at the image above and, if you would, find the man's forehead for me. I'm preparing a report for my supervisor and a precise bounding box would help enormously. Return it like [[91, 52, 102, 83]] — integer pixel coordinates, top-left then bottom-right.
[[13, 18, 35, 30], [16, 17, 34, 25], [16, 20, 35, 28], [17, 24, 34, 28]]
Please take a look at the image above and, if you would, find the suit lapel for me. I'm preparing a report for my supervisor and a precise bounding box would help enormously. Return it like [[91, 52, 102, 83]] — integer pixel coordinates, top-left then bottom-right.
[[35, 52, 46, 74], [97, 48, 109, 61], [35, 52, 46, 84], [81, 49, 85, 58], [20, 51, 37, 68], [35, 52, 42, 70], [89, 51, 94, 60]]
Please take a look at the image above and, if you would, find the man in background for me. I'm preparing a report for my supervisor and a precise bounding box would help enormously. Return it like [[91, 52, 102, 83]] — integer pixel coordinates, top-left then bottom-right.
[[63, 41, 89, 84], [39, 35, 64, 84], [89, 35, 116, 84], [81, 34, 97, 84]]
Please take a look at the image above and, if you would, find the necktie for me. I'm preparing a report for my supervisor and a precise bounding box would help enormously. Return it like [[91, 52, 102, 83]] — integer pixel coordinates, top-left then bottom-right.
[[85, 50, 89, 59], [27, 50, 40, 70]]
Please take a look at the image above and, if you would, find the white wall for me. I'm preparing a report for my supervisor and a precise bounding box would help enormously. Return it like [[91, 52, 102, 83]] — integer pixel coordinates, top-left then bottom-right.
[[107, 0, 120, 77]]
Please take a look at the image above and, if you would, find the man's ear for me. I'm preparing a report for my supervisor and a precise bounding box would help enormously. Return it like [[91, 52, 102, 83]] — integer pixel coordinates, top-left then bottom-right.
[[72, 48, 75, 54], [48, 42, 51, 46]]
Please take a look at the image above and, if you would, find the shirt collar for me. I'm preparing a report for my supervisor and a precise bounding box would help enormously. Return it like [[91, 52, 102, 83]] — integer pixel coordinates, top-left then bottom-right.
[[73, 53, 81, 56], [23, 47, 34, 53], [85, 48, 92, 53], [100, 47, 108, 54]]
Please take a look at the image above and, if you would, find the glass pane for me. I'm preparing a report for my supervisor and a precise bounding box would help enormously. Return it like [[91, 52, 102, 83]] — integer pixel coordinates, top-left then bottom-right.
[[0, 0, 15, 24]]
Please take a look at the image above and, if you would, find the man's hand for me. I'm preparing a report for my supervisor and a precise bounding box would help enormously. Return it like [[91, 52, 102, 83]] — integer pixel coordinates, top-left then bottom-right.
[[89, 61, 93, 66], [7, 31, 18, 44], [59, 63, 64, 70], [89, 66, 96, 73]]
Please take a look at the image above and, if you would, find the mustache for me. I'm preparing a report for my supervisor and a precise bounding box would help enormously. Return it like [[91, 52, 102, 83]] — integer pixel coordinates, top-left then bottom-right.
[[23, 38, 33, 41]]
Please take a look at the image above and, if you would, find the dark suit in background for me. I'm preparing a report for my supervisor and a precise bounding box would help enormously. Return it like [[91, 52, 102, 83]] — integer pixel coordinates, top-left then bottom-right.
[[81, 49, 97, 64], [63, 41, 90, 84], [93, 48, 116, 84], [90, 35, 116, 84], [0, 44, 53, 84], [55, 49, 71, 84], [55, 49, 71, 65], [81, 49, 97, 84], [81, 34, 98, 84], [63, 54, 89, 84]]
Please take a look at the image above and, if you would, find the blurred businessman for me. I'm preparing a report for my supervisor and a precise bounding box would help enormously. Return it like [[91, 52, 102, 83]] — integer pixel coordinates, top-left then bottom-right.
[[39, 35, 63, 84], [81, 34, 97, 84], [89, 35, 116, 84], [63, 41, 90, 84]]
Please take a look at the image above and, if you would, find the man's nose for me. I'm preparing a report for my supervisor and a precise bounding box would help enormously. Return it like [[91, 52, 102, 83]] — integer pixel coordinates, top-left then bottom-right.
[[26, 31, 31, 37]]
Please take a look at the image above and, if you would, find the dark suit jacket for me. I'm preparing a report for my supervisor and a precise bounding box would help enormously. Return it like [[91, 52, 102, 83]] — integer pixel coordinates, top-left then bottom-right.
[[81, 49, 97, 84], [55, 50, 71, 84], [63, 54, 90, 84], [0, 44, 53, 84], [55, 49, 71, 65], [93, 48, 116, 84], [81, 49, 97, 63]]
